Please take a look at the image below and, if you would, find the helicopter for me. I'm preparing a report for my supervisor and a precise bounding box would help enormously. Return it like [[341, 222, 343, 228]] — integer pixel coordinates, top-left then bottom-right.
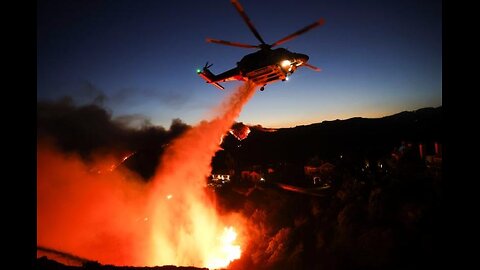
[[197, 0, 325, 91]]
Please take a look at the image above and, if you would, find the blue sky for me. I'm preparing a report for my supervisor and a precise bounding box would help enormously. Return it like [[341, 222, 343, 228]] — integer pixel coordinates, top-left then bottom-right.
[[37, 0, 441, 128]]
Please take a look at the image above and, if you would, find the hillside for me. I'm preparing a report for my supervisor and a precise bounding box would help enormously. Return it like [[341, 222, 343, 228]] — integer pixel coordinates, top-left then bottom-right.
[[216, 106, 442, 169]]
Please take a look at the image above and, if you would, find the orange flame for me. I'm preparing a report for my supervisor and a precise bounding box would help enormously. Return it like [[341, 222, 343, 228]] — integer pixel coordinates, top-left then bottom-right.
[[206, 227, 241, 269], [37, 82, 257, 268]]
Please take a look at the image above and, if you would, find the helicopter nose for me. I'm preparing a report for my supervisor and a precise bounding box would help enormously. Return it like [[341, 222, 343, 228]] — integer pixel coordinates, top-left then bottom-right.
[[296, 53, 309, 63]]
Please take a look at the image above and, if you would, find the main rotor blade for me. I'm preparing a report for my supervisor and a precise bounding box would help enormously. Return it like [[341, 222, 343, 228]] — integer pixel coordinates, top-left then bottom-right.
[[230, 0, 267, 45], [303, 62, 321, 72], [206, 38, 259, 49], [271, 18, 325, 47]]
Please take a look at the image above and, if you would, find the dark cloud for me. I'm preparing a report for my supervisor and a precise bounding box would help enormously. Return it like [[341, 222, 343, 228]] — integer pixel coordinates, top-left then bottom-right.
[[38, 98, 127, 156], [60, 80, 108, 106], [37, 98, 191, 179], [80, 80, 106, 105], [111, 86, 190, 107], [41, 80, 190, 113], [114, 114, 153, 129]]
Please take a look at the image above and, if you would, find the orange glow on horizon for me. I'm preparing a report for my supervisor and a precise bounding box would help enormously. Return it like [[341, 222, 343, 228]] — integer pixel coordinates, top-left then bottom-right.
[[259, 110, 403, 129]]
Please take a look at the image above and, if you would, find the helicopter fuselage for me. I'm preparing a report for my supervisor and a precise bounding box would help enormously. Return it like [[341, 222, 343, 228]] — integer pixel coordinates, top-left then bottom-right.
[[237, 48, 309, 84], [198, 48, 309, 90]]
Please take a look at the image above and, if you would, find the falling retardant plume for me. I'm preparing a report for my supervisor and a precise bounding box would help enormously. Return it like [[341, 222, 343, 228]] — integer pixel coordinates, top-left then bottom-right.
[[37, 81, 257, 268], [146, 81, 257, 268]]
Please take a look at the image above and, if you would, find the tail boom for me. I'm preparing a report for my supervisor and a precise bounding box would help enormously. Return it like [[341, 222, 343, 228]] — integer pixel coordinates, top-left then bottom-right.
[[197, 67, 225, 90], [197, 68, 225, 90]]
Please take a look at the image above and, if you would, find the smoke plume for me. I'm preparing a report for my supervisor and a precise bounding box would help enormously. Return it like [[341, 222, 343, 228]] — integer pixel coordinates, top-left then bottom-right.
[[37, 98, 191, 179]]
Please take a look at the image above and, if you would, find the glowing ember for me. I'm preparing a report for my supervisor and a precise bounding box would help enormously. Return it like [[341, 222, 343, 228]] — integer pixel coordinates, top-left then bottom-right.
[[122, 152, 135, 162], [205, 227, 241, 269], [166, 194, 173, 200], [229, 123, 251, 141], [219, 134, 226, 145]]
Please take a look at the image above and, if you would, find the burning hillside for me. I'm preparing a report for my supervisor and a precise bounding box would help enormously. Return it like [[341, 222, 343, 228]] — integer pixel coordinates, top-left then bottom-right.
[[37, 82, 257, 268]]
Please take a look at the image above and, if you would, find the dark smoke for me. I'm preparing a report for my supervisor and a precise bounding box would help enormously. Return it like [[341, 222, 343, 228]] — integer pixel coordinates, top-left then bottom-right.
[[37, 98, 191, 179], [110, 85, 190, 107], [114, 114, 154, 129]]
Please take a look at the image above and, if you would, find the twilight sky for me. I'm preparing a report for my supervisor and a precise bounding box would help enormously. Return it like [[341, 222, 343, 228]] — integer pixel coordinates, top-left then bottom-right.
[[37, 0, 441, 128]]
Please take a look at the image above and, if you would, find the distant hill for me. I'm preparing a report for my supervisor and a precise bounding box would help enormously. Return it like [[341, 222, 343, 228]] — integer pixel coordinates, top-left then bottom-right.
[[217, 107, 442, 168]]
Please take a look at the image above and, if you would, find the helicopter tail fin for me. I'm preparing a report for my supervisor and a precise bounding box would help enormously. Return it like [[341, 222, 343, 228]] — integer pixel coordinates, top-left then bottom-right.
[[197, 62, 225, 90]]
